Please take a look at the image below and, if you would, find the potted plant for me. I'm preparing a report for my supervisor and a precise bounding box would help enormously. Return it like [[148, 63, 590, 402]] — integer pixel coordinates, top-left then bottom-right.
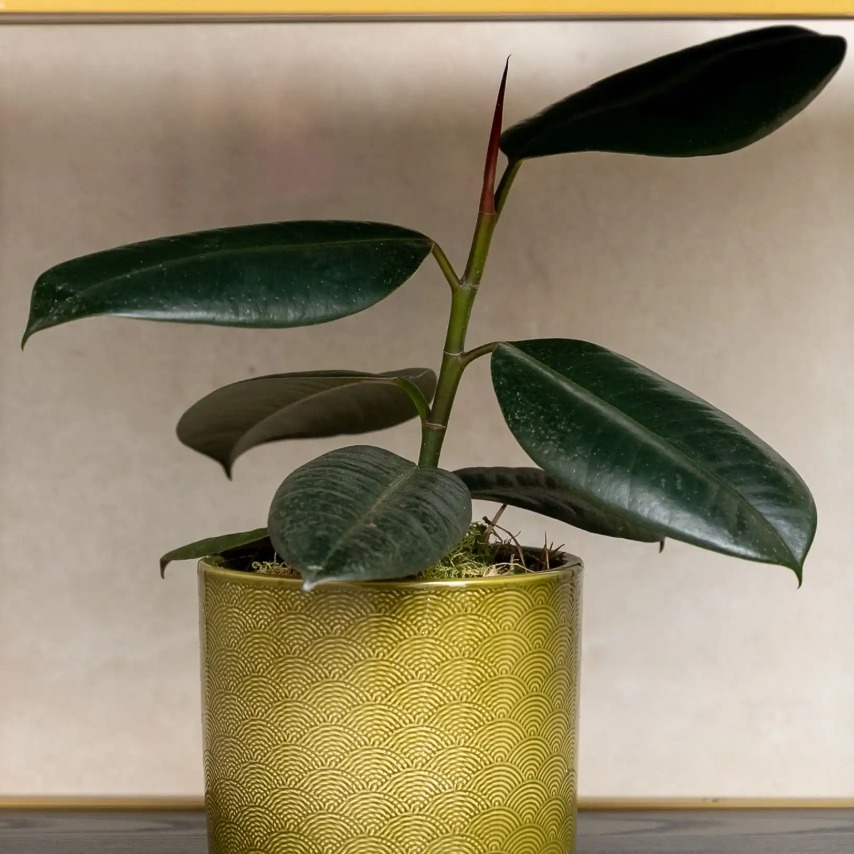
[[23, 25, 843, 854]]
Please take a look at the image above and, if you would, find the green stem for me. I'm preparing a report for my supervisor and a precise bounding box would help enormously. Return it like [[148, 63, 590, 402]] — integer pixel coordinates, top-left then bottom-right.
[[392, 377, 432, 423], [431, 243, 462, 292], [418, 211, 498, 468], [462, 212, 498, 286], [418, 66, 522, 469], [494, 160, 522, 216], [460, 340, 500, 367]]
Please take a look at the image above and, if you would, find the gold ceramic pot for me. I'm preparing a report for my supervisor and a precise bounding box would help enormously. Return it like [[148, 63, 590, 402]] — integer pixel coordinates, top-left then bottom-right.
[[199, 558, 583, 854]]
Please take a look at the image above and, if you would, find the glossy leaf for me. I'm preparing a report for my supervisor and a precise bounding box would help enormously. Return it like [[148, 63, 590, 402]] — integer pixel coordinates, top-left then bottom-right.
[[23, 220, 433, 344], [500, 26, 845, 161], [455, 465, 663, 546], [177, 368, 436, 476], [268, 445, 472, 589], [160, 527, 268, 577], [491, 339, 815, 578]]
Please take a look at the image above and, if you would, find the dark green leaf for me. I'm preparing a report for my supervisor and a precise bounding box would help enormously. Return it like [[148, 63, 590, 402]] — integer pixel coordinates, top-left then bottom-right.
[[177, 368, 436, 476], [160, 527, 268, 577], [268, 445, 472, 589], [23, 221, 433, 344], [455, 465, 663, 546], [491, 339, 815, 578], [500, 26, 845, 161]]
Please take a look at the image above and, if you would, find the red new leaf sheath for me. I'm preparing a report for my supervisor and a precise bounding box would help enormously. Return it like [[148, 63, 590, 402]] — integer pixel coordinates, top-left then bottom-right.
[[479, 58, 510, 215]]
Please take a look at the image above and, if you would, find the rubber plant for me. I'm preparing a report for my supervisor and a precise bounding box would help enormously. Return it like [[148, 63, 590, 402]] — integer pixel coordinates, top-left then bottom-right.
[[24, 27, 844, 590]]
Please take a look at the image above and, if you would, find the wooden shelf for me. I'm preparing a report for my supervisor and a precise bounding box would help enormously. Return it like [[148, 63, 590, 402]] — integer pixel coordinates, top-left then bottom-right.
[[1, 809, 853, 852]]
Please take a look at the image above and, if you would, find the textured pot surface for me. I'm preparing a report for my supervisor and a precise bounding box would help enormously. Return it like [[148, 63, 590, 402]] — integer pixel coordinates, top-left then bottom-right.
[[199, 559, 583, 854]]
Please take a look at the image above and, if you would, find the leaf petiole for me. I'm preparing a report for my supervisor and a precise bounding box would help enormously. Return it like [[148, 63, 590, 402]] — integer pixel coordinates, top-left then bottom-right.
[[392, 377, 433, 423], [430, 243, 463, 292], [460, 341, 500, 367]]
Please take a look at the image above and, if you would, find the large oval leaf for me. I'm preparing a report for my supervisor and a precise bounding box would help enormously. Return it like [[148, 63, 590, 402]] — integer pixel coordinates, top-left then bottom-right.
[[491, 340, 815, 578], [268, 445, 472, 589], [500, 26, 845, 161], [455, 465, 663, 547], [177, 368, 436, 476], [23, 220, 433, 344], [160, 527, 268, 577]]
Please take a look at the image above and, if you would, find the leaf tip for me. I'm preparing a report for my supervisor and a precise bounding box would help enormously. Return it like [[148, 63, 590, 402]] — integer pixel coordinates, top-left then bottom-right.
[[160, 559, 169, 578], [826, 33, 847, 61], [20, 325, 35, 350], [479, 57, 511, 215]]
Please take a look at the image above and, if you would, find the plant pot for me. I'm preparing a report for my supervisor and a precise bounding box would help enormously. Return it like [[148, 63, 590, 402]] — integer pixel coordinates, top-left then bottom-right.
[[198, 556, 583, 854]]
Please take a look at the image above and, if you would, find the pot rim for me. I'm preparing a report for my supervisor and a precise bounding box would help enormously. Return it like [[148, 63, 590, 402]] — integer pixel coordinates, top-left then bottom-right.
[[199, 553, 583, 591]]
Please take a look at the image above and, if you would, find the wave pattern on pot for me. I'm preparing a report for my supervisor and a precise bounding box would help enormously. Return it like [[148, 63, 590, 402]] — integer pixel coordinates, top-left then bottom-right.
[[199, 564, 582, 854]]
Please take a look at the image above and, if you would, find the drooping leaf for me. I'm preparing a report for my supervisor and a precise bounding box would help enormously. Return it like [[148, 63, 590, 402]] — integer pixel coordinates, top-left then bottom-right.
[[160, 527, 268, 577], [177, 368, 436, 476], [268, 445, 472, 589], [23, 220, 433, 344], [455, 465, 663, 546], [500, 26, 845, 161], [491, 339, 815, 578]]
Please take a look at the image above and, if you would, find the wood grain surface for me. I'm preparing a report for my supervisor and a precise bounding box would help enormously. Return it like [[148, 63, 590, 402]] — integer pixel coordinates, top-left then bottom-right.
[[1, 810, 852, 853]]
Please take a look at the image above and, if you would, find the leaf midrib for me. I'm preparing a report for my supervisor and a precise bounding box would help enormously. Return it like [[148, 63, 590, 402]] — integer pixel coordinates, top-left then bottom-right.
[[505, 345, 796, 566], [316, 461, 419, 572], [460, 468, 661, 541], [39, 233, 434, 315], [230, 371, 432, 465], [515, 60, 704, 156], [510, 33, 809, 159]]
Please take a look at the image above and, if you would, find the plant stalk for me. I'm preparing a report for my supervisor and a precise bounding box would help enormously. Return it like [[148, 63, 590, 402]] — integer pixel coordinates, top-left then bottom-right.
[[431, 243, 462, 291], [460, 340, 500, 367], [418, 63, 514, 469], [418, 212, 498, 468], [494, 159, 522, 215]]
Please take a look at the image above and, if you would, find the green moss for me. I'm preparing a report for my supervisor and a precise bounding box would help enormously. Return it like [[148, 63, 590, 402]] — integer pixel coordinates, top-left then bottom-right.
[[247, 522, 560, 582], [252, 559, 300, 578], [417, 522, 515, 580]]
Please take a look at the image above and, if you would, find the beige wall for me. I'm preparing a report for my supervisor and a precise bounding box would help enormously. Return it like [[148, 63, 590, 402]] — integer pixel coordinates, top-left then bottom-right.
[[1, 20, 852, 798]]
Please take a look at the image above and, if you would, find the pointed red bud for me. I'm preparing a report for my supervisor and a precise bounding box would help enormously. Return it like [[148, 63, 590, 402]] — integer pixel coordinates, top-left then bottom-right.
[[479, 58, 510, 215]]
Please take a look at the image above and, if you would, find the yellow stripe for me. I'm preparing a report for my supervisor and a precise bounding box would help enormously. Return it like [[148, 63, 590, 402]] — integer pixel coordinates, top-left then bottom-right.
[[1, 1, 853, 16], [1, 796, 853, 810]]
